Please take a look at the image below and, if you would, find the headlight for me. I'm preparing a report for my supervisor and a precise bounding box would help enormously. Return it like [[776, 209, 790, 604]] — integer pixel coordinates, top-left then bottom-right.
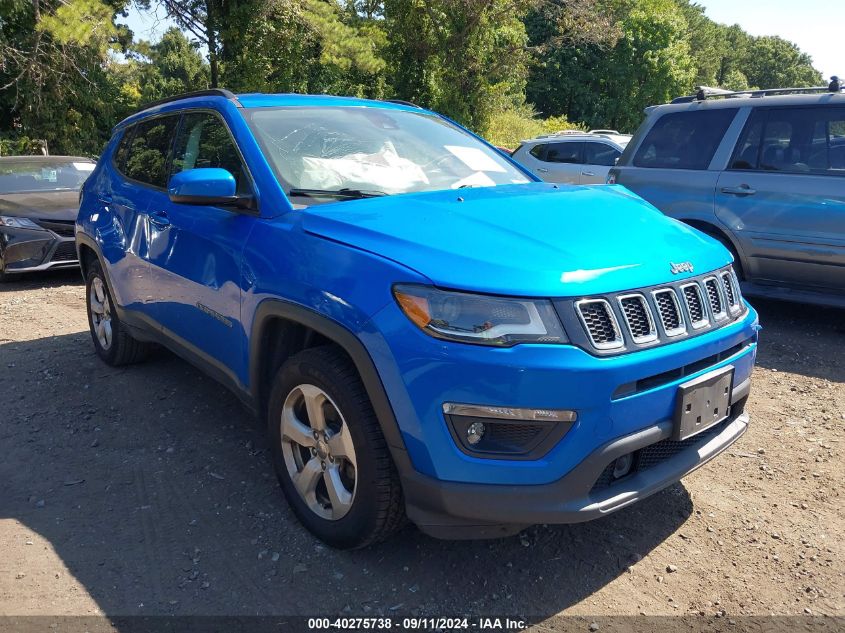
[[0, 216, 43, 229], [393, 284, 568, 346]]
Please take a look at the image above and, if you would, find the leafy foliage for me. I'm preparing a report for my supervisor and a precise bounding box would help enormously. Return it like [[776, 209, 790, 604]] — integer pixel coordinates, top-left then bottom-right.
[[0, 0, 828, 154]]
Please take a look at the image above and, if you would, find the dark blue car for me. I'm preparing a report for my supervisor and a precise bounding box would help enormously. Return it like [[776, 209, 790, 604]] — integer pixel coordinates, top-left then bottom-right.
[[76, 89, 760, 547]]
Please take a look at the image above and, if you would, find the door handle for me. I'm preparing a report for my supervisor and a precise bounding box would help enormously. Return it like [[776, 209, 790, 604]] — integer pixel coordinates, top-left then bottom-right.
[[148, 210, 171, 229], [536, 167, 549, 173], [721, 185, 756, 196], [581, 171, 596, 177]]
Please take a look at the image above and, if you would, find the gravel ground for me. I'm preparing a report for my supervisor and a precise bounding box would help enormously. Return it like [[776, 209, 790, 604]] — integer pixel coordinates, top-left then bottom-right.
[[0, 270, 842, 623]]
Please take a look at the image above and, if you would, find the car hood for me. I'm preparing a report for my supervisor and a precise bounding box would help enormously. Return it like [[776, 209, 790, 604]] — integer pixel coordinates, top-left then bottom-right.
[[0, 190, 79, 221], [302, 183, 731, 297]]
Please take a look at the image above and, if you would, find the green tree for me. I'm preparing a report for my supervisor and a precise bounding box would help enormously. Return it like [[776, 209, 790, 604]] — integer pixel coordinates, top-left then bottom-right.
[[0, 0, 133, 155], [385, 0, 533, 131], [742, 35, 822, 89], [135, 27, 210, 103]]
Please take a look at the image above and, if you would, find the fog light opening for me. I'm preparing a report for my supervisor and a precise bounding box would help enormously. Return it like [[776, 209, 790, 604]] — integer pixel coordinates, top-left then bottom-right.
[[466, 422, 486, 445], [612, 453, 634, 479]]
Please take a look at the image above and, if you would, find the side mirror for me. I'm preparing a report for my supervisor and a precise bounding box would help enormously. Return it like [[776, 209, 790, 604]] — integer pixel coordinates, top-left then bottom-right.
[[168, 168, 254, 209]]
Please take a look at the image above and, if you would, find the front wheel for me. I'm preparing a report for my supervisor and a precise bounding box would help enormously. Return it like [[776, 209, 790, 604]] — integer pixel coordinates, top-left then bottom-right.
[[268, 346, 404, 548]]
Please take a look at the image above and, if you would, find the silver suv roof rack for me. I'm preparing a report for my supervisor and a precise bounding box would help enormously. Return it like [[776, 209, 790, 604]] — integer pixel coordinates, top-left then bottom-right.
[[671, 77, 843, 104]]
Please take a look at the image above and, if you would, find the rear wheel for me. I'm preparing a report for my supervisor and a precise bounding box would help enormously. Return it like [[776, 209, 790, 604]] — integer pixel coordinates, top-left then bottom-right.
[[85, 260, 151, 365], [268, 346, 404, 548]]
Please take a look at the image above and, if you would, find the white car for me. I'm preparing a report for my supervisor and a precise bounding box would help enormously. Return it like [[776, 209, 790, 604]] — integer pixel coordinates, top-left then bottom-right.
[[511, 130, 631, 184]]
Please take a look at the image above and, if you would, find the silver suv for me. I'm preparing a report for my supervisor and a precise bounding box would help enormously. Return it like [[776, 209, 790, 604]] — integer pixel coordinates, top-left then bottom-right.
[[609, 86, 845, 309], [512, 130, 631, 184]]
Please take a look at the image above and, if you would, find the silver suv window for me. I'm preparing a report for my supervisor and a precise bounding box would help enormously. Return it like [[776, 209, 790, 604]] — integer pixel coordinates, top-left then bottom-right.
[[730, 106, 845, 176], [633, 109, 737, 170]]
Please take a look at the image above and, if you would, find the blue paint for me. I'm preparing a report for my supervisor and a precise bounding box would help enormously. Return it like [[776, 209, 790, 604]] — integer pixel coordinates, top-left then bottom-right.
[[78, 92, 759, 495]]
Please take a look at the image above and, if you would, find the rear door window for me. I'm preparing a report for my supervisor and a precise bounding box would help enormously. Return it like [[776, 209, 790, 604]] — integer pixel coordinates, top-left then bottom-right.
[[730, 106, 845, 176], [123, 115, 180, 188], [585, 142, 621, 166], [544, 142, 583, 164], [633, 109, 737, 170]]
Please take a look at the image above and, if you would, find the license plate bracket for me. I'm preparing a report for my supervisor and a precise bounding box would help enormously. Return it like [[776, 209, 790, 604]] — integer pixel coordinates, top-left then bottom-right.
[[673, 365, 734, 441]]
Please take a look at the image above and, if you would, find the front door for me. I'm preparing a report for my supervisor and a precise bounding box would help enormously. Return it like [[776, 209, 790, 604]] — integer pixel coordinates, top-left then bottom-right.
[[147, 111, 258, 384], [715, 105, 845, 293]]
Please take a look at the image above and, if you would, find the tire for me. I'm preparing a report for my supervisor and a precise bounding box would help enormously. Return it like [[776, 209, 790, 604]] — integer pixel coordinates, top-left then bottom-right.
[[0, 256, 19, 283], [689, 223, 745, 281], [85, 259, 151, 365], [268, 345, 405, 548]]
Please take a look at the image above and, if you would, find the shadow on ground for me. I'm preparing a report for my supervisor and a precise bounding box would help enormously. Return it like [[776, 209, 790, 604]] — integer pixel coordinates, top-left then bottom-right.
[[1, 329, 693, 620], [750, 298, 844, 383], [0, 268, 82, 293]]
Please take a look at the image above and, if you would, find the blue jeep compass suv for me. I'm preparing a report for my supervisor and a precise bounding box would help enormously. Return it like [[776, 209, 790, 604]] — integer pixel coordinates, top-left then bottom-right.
[[76, 89, 760, 548]]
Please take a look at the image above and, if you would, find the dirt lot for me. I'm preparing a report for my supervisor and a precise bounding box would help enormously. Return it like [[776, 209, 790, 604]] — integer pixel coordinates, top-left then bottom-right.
[[0, 270, 842, 624]]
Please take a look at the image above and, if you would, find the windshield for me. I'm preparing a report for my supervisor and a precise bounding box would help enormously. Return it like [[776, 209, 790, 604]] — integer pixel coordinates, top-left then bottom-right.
[[0, 159, 94, 194], [244, 107, 530, 203]]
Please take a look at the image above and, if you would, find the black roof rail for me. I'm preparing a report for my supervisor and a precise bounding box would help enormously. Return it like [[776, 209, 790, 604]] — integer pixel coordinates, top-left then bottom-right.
[[140, 89, 242, 111], [672, 81, 843, 104], [383, 99, 423, 109]]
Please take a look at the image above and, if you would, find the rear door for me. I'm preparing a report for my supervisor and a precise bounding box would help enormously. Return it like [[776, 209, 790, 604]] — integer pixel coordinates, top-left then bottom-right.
[[105, 114, 180, 315], [582, 141, 622, 184], [715, 105, 845, 293], [146, 110, 257, 380], [541, 141, 585, 184]]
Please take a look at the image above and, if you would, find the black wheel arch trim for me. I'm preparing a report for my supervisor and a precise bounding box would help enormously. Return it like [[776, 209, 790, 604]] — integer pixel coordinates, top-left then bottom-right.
[[75, 236, 416, 480], [250, 299, 414, 473]]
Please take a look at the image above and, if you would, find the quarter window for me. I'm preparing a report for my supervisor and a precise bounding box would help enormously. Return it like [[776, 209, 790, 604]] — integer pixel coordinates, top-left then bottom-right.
[[529, 144, 545, 160], [730, 106, 845, 175], [113, 128, 134, 171], [633, 109, 737, 170], [171, 112, 252, 195], [123, 115, 180, 187]]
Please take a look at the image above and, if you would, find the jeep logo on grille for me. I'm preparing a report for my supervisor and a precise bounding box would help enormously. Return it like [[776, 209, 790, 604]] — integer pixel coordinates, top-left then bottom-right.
[[670, 261, 694, 274]]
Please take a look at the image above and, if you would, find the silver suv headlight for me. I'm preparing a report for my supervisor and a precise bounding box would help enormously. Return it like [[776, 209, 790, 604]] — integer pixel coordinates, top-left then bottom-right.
[[393, 284, 568, 347]]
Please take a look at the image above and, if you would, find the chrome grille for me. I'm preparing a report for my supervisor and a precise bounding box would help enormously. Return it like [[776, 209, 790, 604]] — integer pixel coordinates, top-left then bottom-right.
[[721, 271, 740, 313], [618, 294, 656, 343], [576, 299, 622, 349], [652, 289, 685, 336], [682, 283, 707, 328], [563, 266, 746, 355], [704, 277, 726, 320]]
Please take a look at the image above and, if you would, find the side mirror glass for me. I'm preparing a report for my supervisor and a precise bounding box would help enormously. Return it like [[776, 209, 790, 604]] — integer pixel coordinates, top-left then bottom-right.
[[168, 168, 253, 208]]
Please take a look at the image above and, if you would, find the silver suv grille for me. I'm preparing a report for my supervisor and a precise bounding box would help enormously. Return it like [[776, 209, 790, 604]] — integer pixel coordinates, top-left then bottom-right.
[[568, 266, 746, 355]]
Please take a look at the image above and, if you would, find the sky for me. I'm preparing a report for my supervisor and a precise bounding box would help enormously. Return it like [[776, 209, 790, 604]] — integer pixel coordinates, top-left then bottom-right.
[[692, 0, 841, 81], [123, 1, 844, 83]]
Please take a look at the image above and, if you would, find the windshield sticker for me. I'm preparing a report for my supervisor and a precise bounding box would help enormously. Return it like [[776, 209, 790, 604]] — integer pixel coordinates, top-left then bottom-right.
[[444, 145, 507, 173], [73, 162, 96, 171], [41, 168, 58, 182]]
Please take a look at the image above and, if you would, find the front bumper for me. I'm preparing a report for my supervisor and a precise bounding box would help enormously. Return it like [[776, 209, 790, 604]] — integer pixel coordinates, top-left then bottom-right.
[[0, 225, 78, 274], [364, 299, 759, 535], [402, 386, 749, 538]]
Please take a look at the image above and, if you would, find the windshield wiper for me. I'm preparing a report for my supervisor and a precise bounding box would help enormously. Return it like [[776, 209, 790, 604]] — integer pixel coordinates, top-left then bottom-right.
[[288, 187, 388, 200]]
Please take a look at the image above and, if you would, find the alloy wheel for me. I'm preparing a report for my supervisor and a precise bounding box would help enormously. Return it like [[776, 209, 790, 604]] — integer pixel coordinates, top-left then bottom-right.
[[280, 384, 357, 520], [89, 277, 113, 350]]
